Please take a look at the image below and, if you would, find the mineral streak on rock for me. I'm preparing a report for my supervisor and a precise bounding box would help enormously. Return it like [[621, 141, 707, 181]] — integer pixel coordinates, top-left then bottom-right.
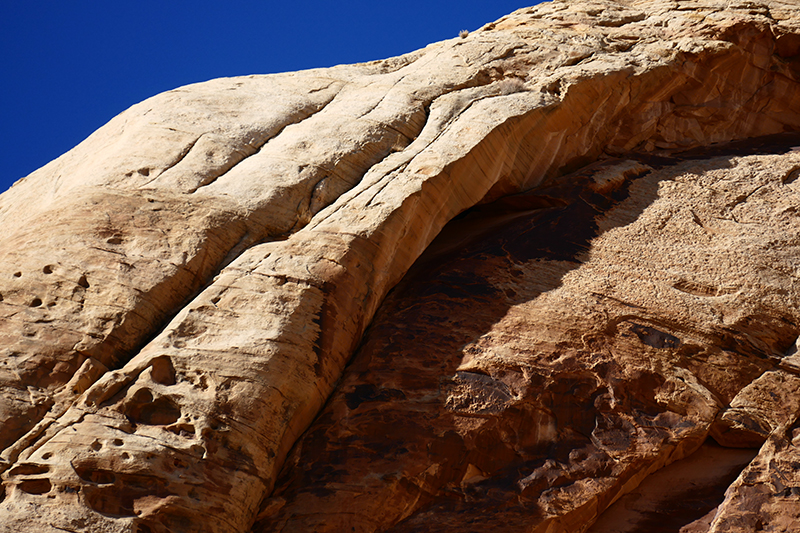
[[1, 0, 800, 532]]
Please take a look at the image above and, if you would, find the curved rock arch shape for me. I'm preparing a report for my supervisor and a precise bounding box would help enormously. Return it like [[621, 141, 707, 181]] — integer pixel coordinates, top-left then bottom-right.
[[1, 1, 800, 532]]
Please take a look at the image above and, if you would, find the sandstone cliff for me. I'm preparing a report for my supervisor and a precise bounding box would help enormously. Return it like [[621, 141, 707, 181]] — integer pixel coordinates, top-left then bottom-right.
[[2, 1, 800, 532]]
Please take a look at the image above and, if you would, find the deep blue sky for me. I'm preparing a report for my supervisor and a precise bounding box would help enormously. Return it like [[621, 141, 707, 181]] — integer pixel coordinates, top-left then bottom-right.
[[1, 1, 543, 195]]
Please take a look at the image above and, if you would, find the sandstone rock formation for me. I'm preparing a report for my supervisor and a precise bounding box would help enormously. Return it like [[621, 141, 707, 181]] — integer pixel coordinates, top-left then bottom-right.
[[2, 0, 800, 532]]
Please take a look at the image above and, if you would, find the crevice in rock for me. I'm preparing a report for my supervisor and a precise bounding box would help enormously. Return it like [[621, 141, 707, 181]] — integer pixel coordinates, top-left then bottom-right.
[[0, 80, 443, 466], [137, 134, 203, 189], [586, 439, 759, 533], [190, 93, 340, 194], [4, 5, 800, 532], [253, 18, 800, 522], [256, 131, 800, 532], [1, 65, 493, 475]]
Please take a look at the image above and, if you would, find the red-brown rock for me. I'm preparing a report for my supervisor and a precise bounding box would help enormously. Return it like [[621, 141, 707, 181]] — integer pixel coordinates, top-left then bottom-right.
[[2, 1, 800, 532]]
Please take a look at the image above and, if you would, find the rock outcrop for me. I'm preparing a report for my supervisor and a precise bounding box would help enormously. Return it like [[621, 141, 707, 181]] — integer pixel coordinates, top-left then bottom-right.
[[2, 1, 800, 532]]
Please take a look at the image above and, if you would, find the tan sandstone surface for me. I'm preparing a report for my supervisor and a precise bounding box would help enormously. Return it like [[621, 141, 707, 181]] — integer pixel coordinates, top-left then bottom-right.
[[2, 0, 800, 532]]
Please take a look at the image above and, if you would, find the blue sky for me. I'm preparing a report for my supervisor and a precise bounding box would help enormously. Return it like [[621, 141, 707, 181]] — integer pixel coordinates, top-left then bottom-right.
[[1, 1, 542, 194]]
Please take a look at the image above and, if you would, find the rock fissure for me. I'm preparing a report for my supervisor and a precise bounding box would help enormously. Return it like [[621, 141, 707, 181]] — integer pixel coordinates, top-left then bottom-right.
[[137, 134, 204, 189], [189, 91, 341, 194], [3, 1, 800, 532], [259, 142, 800, 532]]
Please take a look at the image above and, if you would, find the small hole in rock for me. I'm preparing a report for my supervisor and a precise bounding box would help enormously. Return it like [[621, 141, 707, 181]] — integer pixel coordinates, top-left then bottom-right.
[[30, 298, 42, 307], [13, 272, 21, 278], [91, 440, 102, 451], [107, 237, 123, 245], [42, 452, 52, 460], [113, 438, 123, 446], [168, 423, 195, 437], [42, 265, 53, 274], [93, 471, 116, 484], [18, 478, 52, 495], [74, 464, 116, 485], [83, 484, 134, 516], [150, 356, 176, 386], [138, 168, 150, 177], [121, 452, 130, 460], [78, 275, 90, 288], [9, 464, 49, 476], [129, 396, 181, 426], [132, 388, 154, 404]]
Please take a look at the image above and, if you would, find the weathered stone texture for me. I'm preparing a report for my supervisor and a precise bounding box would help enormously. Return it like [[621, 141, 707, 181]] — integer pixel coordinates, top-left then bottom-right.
[[260, 144, 800, 533], [2, 0, 800, 532]]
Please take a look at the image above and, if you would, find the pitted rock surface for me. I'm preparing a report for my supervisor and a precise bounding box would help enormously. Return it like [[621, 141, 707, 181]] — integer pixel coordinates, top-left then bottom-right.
[[2, 1, 800, 532]]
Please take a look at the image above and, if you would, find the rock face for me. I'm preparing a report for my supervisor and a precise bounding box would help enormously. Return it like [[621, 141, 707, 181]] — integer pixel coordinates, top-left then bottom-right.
[[2, 0, 800, 532]]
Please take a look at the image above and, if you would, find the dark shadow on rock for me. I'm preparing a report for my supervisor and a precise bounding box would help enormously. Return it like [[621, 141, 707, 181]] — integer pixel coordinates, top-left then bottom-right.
[[585, 438, 758, 533], [253, 133, 800, 533]]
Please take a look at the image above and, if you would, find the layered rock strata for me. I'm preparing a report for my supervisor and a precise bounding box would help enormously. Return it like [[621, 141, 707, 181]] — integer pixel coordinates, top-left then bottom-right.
[[261, 139, 800, 532], [1, 0, 800, 532]]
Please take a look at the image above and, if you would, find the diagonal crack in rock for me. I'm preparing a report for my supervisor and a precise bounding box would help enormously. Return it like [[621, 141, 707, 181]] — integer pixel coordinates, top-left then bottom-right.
[[2, 1, 800, 532]]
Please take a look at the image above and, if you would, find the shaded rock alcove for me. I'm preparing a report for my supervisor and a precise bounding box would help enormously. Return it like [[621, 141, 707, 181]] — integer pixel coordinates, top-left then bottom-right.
[[2, 1, 800, 532]]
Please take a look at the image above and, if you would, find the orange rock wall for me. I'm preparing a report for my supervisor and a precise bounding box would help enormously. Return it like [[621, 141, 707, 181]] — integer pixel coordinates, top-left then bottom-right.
[[2, 1, 800, 532]]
